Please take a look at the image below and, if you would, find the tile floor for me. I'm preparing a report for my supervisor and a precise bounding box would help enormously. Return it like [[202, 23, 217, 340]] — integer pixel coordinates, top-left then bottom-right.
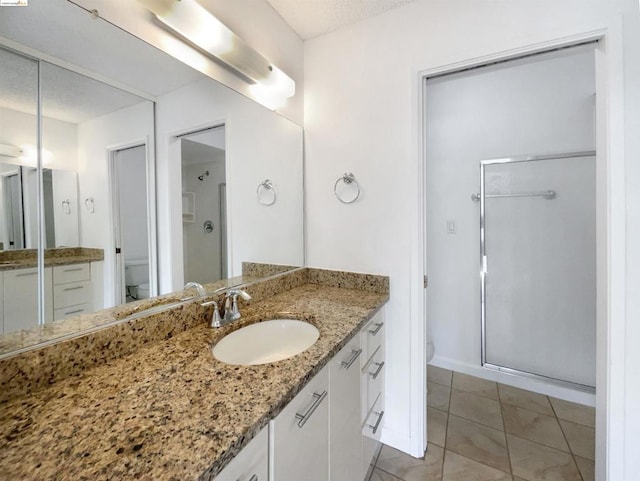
[[368, 366, 595, 481]]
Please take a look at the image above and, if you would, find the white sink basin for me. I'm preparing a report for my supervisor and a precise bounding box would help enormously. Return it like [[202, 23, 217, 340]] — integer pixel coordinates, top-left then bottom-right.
[[212, 319, 320, 365]]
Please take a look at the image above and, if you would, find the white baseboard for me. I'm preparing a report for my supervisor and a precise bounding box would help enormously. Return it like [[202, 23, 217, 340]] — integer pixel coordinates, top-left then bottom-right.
[[429, 355, 596, 407], [379, 427, 421, 457]]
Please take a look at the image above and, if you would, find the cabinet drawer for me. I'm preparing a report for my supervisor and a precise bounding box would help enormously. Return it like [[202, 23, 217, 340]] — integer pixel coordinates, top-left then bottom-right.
[[360, 311, 384, 369], [361, 346, 385, 423], [330, 336, 362, 426], [53, 263, 90, 284], [362, 394, 384, 474], [213, 426, 268, 481], [271, 365, 329, 481], [54, 303, 92, 321], [53, 280, 92, 308]]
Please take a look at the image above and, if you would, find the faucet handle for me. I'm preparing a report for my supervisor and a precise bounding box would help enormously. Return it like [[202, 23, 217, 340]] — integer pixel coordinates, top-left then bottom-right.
[[201, 300, 222, 328], [227, 289, 252, 301]]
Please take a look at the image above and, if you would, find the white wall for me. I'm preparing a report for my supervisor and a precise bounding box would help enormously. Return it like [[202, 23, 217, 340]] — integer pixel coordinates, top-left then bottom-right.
[[156, 76, 304, 293], [51, 170, 79, 247], [71, 0, 304, 124], [303, 1, 640, 477], [76, 101, 153, 307], [0, 107, 78, 171], [425, 48, 596, 387], [621, 2, 640, 478]]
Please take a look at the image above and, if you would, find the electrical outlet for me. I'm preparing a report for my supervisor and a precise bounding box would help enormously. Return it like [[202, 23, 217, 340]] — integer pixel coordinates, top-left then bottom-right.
[[446, 220, 456, 234]]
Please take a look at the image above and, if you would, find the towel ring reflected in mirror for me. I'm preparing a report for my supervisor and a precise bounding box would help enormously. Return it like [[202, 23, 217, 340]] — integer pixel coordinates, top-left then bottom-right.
[[257, 179, 277, 206], [334, 172, 360, 204]]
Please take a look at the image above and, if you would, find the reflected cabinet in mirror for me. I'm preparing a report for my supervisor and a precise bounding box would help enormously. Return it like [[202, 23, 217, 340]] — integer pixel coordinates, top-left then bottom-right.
[[0, 0, 304, 356]]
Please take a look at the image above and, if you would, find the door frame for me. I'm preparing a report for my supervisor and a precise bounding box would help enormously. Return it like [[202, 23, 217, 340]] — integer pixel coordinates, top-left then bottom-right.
[[413, 28, 624, 480], [107, 138, 157, 306]]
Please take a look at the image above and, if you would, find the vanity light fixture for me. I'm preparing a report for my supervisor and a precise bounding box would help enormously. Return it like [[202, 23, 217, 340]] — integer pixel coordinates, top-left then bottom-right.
[[136, 0, 295, 104], [0, 143, 21, 158]]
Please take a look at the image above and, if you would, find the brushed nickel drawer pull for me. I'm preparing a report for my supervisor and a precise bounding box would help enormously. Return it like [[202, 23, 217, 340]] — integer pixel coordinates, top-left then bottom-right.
[[369, 362, 385, 380], [16, 272, 37, 277], [64, 308, 84, 315], [368, 410, 384, 434], [295, 390, 327, 428], [63, 286, 84, 292], [63, 267, 83, 272], [368, 322, 383, 335], [237, 475, 258, 481], [341, 348, 362, 370]]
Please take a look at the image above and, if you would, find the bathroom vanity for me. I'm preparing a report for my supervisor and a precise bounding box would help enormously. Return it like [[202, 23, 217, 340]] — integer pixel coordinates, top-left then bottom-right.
[[0, 248, 104, 334], [0, 268, 388, 481]]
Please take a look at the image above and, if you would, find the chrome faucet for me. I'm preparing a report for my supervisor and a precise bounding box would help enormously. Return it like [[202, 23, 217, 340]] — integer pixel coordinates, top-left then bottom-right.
[[223, 289, 252, 323], [202, 299, 224, 328], [183, 282, 206, 298]]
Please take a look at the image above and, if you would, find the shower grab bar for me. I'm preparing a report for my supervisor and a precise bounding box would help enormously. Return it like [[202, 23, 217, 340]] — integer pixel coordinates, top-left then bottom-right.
[[471, 190, 556, 202]]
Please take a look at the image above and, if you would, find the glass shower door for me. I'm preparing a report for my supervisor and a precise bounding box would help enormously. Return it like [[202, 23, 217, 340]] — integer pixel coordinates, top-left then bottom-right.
[[481, 153, 596, 389]]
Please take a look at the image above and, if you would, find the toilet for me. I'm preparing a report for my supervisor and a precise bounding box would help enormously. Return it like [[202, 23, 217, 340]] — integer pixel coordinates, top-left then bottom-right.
[[124, 259, 150, 300]]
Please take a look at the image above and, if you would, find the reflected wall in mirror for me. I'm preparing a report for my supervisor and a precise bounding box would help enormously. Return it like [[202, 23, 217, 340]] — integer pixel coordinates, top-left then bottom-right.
[[0, 43, 156, 335], [0, 0, 304, 356], [0, 164, 79, 250]]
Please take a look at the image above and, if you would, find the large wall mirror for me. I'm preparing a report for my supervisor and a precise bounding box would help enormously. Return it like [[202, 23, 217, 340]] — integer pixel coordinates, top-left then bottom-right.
[[0, 0, 304, 356]]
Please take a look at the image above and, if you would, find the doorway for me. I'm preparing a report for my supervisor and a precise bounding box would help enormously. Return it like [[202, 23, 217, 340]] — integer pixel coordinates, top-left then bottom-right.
[[424, 43, 597, 395], [179, 126, 227, 285], [110, 143, 151, 304]]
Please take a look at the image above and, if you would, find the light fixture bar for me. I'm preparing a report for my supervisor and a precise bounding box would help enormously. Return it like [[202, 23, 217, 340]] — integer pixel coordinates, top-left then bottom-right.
[[138, 0, 272, 84], [0, 143, 22, 158]]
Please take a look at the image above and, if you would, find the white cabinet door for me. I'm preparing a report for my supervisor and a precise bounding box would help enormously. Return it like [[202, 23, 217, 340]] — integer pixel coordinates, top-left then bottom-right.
[[329, 338, 363, 481], [3, 266, 53, 331], [271, 365, 329, 481], [213, 426, 268, 481]]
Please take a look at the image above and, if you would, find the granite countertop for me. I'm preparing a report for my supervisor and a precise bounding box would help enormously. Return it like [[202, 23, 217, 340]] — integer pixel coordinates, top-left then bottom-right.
[[0, 282, 388, 481], [0, 247, 104, 271]]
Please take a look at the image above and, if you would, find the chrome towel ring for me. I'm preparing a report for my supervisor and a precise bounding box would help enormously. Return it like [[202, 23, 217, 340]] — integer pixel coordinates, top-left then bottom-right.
[[257, 179, 277, 206], [334, 172, 360, 204]]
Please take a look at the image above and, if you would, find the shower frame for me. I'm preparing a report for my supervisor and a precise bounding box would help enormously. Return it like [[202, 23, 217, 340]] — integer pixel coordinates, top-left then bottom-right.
[[479, 149, 596, 393]]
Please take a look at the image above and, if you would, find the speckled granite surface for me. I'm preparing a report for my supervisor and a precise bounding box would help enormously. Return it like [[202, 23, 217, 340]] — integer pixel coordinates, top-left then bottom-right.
[[241, 261, 298, 277], [0, 247, 104, 270], [0, 278, 388, 481]]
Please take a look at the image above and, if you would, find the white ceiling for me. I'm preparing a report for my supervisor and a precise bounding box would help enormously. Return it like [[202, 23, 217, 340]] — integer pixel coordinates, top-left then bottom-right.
[[265, 0, 420, 40], [0, 0, 203, 124]]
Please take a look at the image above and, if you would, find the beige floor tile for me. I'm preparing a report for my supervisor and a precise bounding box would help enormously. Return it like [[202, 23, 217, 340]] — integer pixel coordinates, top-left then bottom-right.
[[442, 450, 511, 481], [498, 384, 554, 416], [452, 372, 499, 401], [446, 414, 510, 473], [376, 443, 444, 481], [370, 467, 404, 481], [428, 365, 453, 387], [428, 382, 451, 411], [549, 398, 595, 428], [502, 404, 569, 452], [574, 456, 594, 481], [559, 420, 595, 461], [428, 407, 448, 447], [449, 389, 504, 430], [507, 434, 581, 481]]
